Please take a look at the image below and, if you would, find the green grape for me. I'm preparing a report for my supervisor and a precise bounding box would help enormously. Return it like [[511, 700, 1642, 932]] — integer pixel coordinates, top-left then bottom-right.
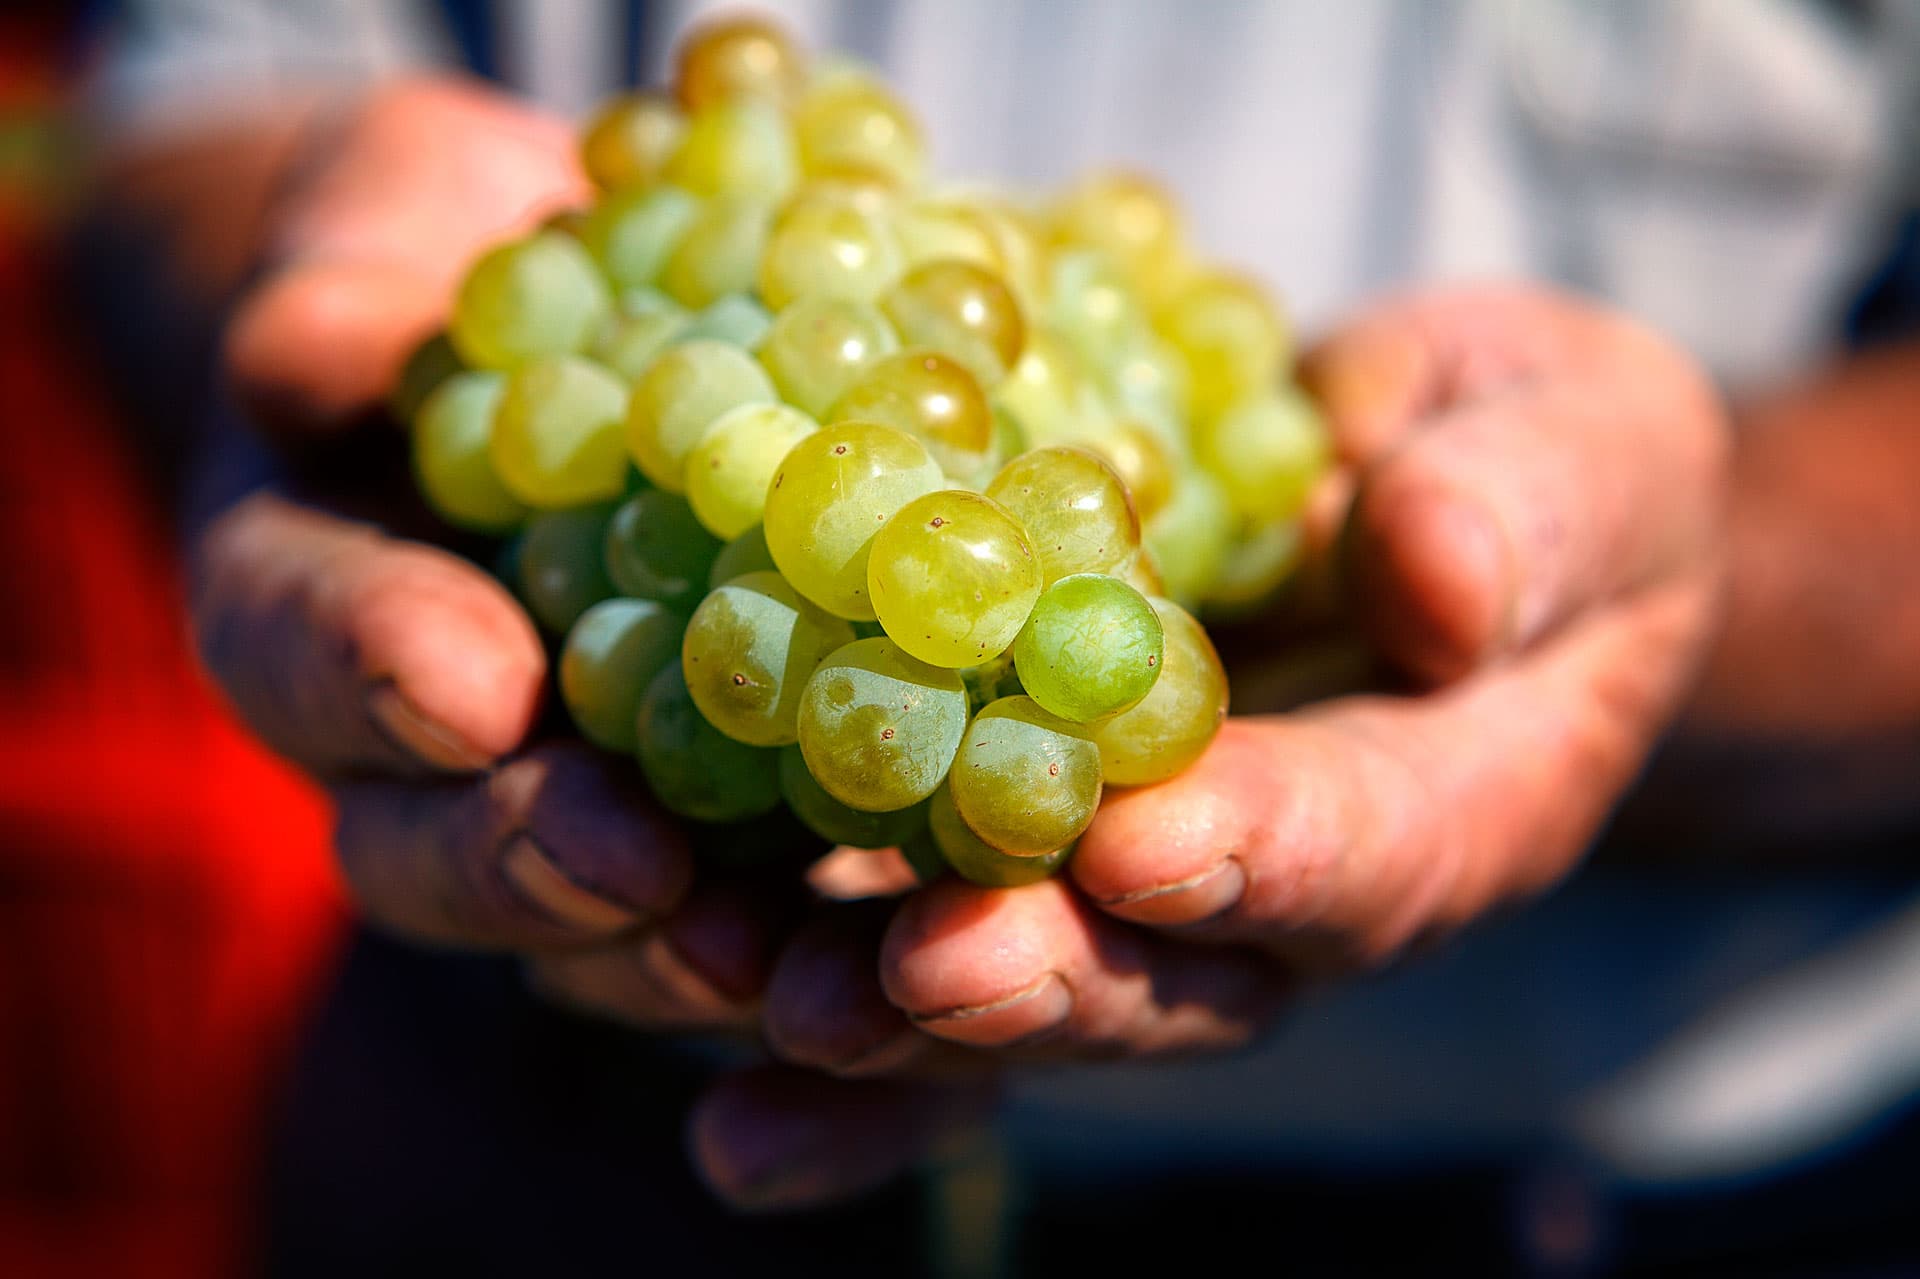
[[1108, 335, 1191, 438], [450, 230, 612, 370], [881, 258, 1026, 387], [1088, 597, 1227, 786], [635, 662, 782, 822], [674, 14, 804, 110], [897, 826, 951, 883], [984, 446, 1138, 584], [892, 197, 1001, 272], [993, 328, 1104, 448], [411, 371, 527, 533], [867, 489, 1041, 668], [603, 489, 723, 612], [489, 355, 631, 508], [593, 308, 690, 381], [778, 745, 929, 849], [660, 194, 775, 308], [625, 338, 776, 492], [929, 782, 1073, 887], [663, 98, 797, 200], [761, 422, 944, 619], [1047, 248, 1148, 368], [829, 349, 993, 478], [948, 696, 1102, 855], [389, 331, 464, 425], [1197, 386, 1329, 524], [793, 79, 924, 187], [518, 502, 619, 634], [581, 184, 700, 290], [758, 199, 903, 309], [1077, 419, 1176, 521], [1154, 271, 1289, 423], [580, 93, 685, 191], [1050, 171, 1184, 292], [796, 636, 968, 810], [680, 293, 774, 349], [757, 296, 898, 418], [684, 402, 818, 539], [708, 525, 779, 590], [559, 598, 686, 752], [1205, 519, 1304, 615], [1013, 574, 1163, 722], [1144, 467, 1235, 609], [620, 285, 681, 316], [682, 570, 854, 746]]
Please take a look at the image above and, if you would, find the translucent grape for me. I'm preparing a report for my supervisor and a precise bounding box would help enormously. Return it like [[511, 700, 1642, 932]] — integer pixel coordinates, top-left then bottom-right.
[[518, 502, 619, 634], [1155, 272, 1289, 422], [993, 328, 1103, 448], [757, 296, 898, 418], [929, 782, 1073, 887], [950, 197, 1049, 314], [450, 231, 612, 370], [1050, 171, 1183, 288], [389, 331, 464, 425], [757, 199, 903, 309], [778, 746, 929, 849], [674, 14, 804, 109], [1079, 419, 1175, 521], [796, 636, 969, 811], [1047, 248, 1148, 368], [881, 259, 1026, 387], [1143, 467, 1236, 609], [761, 422, 944, 619], [680, 293, 773, 349], [948, 696, 1102, 855], [684, 401, 818, 538], [1013, 574, 1163, 722], [984, 446, 1138, 584], [559, 599, 686, 752], [580, 93, 686, 191], [603, 489, 723, 612], [663, 98, 797, 200], [708, 525, 779, 590], [892, 198, 1001, 272], [867, 490, 1041, 668], [593, 308, 689, 381], [1109, 336, 1192, 438], [580, 184, 700, 290], [683, 570, 854, 746], [1205, 519, 1304, 615], [1197, 385, 1329, 524], [636, 663, 782, 822], [1088, 597, 1228, 786], [625, 338, 775, 492], [793, 80, 925, 187], [411, 371, 527, 533], [829, 350, 993, 478], [489, 355, 631, 508], [660, 194, 775, 308]]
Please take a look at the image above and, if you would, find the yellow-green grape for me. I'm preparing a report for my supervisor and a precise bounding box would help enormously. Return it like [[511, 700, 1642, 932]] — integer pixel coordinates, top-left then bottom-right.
[[581, 185, 701, 290], [1155, 271, 1289, 423], [709, 525, 779, 590], [1121, 548, 1165, 597], [1047, 248, 1148, 370], [636, 662, 781, 822], [757, 296, 899, 418], [793, 79, 925, 187], [1144, 467, 1235, 610], [1197, 385, 1330, 524], [603, 488, 723, 612], [757, 199, 903, 309], [1109, 335, 1191, 438], [680, 293, 773, 349], [580, 93, 686, 191], [948, 696, 1102, 855], [892, 198, 1001, 272], [389, 331, 464, 425], [952, 197, 1050, 315], [796, 636, 969, 810], [993, 328, 1103, 448], [761, 421, 944, 619], [411, 371, 527, 533], [867, 490, 1041, 668], [929, 780, 1074, 886], [778, 746, 929, 849], [1013, 574, 1163, 722], [489, 355, 631, 508], [984, 446, 1138, 584], [881, 259, 1027, 387], [518, 502, 619, 634], [663, 98, 797, 200], [1205, 519, 1304, 615], [593, 308, 689, 381], [660, 194, 775, 308], [1050, 171, 1183, 291], [673, 13, 804, 109], [685, 402, 818, 540], [625, 338, 775, 492], [683, 570, 854, 746], [829, 350, 994, 478], [450, 231, 613, 371], [1078, 419, 1175, 521], [559, 598, 686, 752], [1089, 597, 1227, 785]]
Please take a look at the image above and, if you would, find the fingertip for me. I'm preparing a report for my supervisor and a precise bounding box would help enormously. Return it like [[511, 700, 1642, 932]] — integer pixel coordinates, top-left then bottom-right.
[[881, 880, 1078, 1045], [764, 906, 920, 1075]]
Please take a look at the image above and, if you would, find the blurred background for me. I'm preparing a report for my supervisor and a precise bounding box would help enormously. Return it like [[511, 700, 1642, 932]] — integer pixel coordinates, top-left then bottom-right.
[[4, 1, 1920, 1275]]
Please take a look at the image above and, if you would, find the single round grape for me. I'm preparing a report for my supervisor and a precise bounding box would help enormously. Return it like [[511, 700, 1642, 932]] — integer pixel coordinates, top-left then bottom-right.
[[411, 371, 527, 533], [1088, 597, 1227, 786], [663, 98, 797, 200], [757, 296, 899, 418], [797, 637, 969, 811], [684, 401, 818, 539], [1205, 519, 1305, 615], [1047, 248, 1148, 368], [881, 259, 1026, 387], [949, 696, 1102, 855], [674, 14, 803, 109], [761, 422, 944, 619], [1155, 272, 1289, 423], [708, 525, 779, 590], [580, 93, 686, 191], [757, 199, 903, 310], [518, 502, 619, 634], [680, 293, 773, 349], [1079, 419, 1175, 521], [625, 338, 776, 492], [636, 662, 781, 822], [993, 328, 1103, 448], [829, 350, 993, 477], [603, 489, 723, 612], [683, 570, 854, 746], [867, 490, 1040, 668], [560, 598, 686, 752], [1143, 467, 1236, 610], [659, 193, 775, 308], [489, 356, 631, 508], [793, 80, 925, 187], [389, 331, 464, 425], [892, 197, 1001, 272], [593, 308, 689, 381], [581, 184, 700, 290], [950, 196, 1049, 315], [1198, 385, 1330, 524], [1050, 171, 1183, 288], [778, 746, 929, 849], [929, 782, 1073, 887], [450, 231, 612, 371], [1013, 574, 1163, 723], [984, 446, 1138, 584], [1108, 335, 1191, 436]]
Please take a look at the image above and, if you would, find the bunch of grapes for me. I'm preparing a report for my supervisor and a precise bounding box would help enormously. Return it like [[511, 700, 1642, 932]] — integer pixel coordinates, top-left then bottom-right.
[[400, 15, 1328, 885]]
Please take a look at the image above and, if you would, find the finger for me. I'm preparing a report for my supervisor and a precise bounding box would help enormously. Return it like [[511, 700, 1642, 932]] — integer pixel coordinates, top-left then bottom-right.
[[193, 493, 544, 776], [691, 1065, 996, 1212], [764, 903, 930, 1076], [805, 845, 922, 900], [331, 740, 689, 949]]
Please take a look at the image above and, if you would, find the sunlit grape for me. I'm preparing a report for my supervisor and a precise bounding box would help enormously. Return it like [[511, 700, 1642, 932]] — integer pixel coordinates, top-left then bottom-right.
[[984, 446, 1138, 584], [892, 197, 1001, 271], [993, 328, 1104, 448], [450, 231, 612, 370], [1108, 335, 1191, 438], [796, 636, 969, 811], [636, 663, 782, 822], [664, 98, 798, 200], [1144, 467, 1235, 609], [411, 371, 527, 533], [793, 80, 925, 187], [829, 350, 994, 478], [709, 525, 780, 590], [518, 502, 619, 634], [1013, 574, 1162, 723], [1196, 385, 1329, 524], [757, 198, 903, 309], [881, 259, 1026, 387], [560, 598, 685, 752], [680, 293, 774, 349], [1155, 271, 1289, 422], [685, 401, 818, 539], [1050, 171, 1183, 289], [1079, 419, 1175, 521], [1088, 597, 1227, 785], [489, 355, 631, 508], [867, 490, 1041, 668], [625, 338, 776, 492], [593, 308, 689, 381], [581, 185, 700, 290], [603, 488, 723, 612], [757, 296, 899, 418], [580, 93, 686, 191], [779, 746, 929, 849], [949, 696, 1102, 855], [683, 570, 854, 746], [1047, 248, 1148, 368], [660, 194, 775, 307], [929, 781, 1073, 886], [674, 14, 804, 110]]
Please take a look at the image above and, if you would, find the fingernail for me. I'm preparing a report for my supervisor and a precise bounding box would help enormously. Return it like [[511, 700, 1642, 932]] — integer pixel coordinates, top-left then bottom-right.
[[912, 972, 1072, 1047], [1100, 857, 1247, 927], [367, 682, 492, 771], [501, 835, 642, 935]]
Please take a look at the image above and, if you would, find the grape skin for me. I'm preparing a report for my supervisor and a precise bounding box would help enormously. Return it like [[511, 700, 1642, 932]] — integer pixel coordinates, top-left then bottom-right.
[[881, 259, 1026, 387], [489, 356, 632, 509], [929, 782, 1073, 887], [1088, 597, 1228, 786], [625, 338, 776, 493], [411, 370, 526, 533], [683, 570, 854, 746], [660, 194, 776, 308], [663, 98, 798, 200], [581, 184, 701, 290], [1143, 467, 1236, 609], [829, 349, 994, 478], [603, 489, 723, 612], [560, 598, 685, 753], [757, 199, 904, 309], [685, 402, 818, 539], [636, 663, 782, 822], [1013, 574, 1164, 723], [867, 489, 1041, 668], [1197, 386, 1330, 525], [778, 745, 929, 849], [450, 231, 611, 371], [796, 637, 969, 811], [708, 525, 779, 590], [518, 502, 619, 634], [984, 446, 1138, 585], [757, 296, 899, 418], [948, 696, 1102, 855], [579, 93, 686, 191], [674, 15, 804, 110]]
